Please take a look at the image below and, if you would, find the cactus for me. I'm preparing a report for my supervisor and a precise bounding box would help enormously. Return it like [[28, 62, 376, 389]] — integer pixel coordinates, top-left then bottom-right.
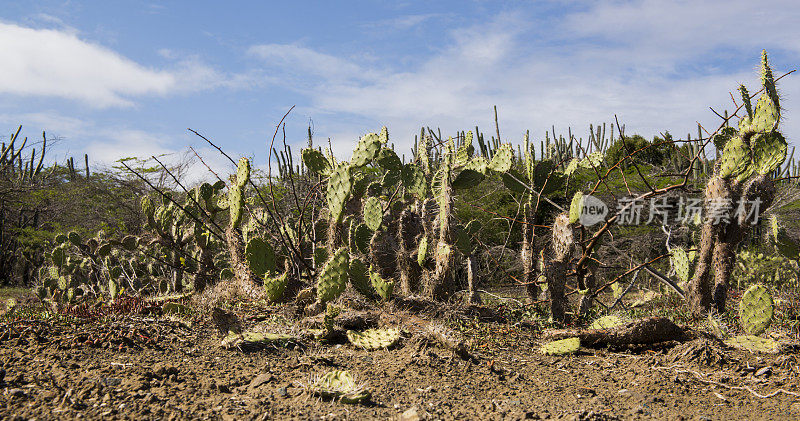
[[327, 163, 353, 224], [348, 222, 372, 255], [739, 284, 773, 336], [689, 51, 786, 315], [244, 237, 276, 277], [263, 271, 288, 302], [308, 370, 371, 404], [363, 196, 383, 231], [671, 246, 691, 284], [221, 331, 296, 350], [369, 266, 394, 301], [351, 132, 382, 167], [725, 335, 780, 354], [588, 315, 623, 330], [236, 157, 250, 188], [401, 163, 427, 199], [302, 148, 332, 175], [348, 258, 374, 298], [540, 337, 580, 355], [346, 328, 401, 350], [487, 143, 513, 172], [316, 247, 349, 303], [417, 236, 428, 266], [569, 192, 583, 224]]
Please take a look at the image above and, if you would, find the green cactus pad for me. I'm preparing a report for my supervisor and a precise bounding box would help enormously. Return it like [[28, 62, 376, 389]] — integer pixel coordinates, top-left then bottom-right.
[[739, 284, 774, 336], [671, 246, 691, 283], [228, 185, 243, 228], [96, 242, 112, 257], [452, 169, 485, 190], [121, 235, 139, 251], [381, 169, 401, 189], [725, 335, 780, 354], [245, 237, 276, 277], [68, 231, 82, 247], [588, 316, 623, 330], [316, 247, 349, 303], [236, 157, 251, 188], [369, 267, 394, 301], [221, 331, 297, 351], [349, 222, 372, 255], [770, 216, 800, 259], [347, 328, 401, 350], [540, 337, 580, 355], [302, 148, 332, 175], [309, 370, 371, 404], [713, 127, 738, 150], [348, 258, 373, 298], [569, 192, 584, 224], [108, 279, 119, 299], [751, 93, 780, 134], [488, 144, 513, 173], [417, 236, 428, 266], [351, 133, 382, 167], [162, 302, 189, 315], [263, 271, 288, 303], [363, 196, 383, 231], [54, 233, 68, 244], [500, 169, 528, 194], [751, 132, 787, 175], [718, 136, 752, 180], [580, 152, 604, 169], [376, 148, 402, 172], [327, 164, 353, 223], [401, 163, 427, 199], [464, 156, 488, 174]]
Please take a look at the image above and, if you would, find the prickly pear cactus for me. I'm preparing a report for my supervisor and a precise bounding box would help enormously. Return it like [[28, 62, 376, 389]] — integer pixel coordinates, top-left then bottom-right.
[[369, 266, 394, 301], [327, 164, 353, 223], [236, 157, 250, 188], [348, 258, 373, 298], [401, 163, 427, 199], [363, 196, 383, 231], [316, 247, 349, 302], [309, 370, 371, 404], [346, 328, 401, 350], [540, 337, 580, 355], [348, 222, 372, 255], [263, 271, 288, 303], [244, 237, 276, 277], [417, 236, 428, 266], [671, 246, 691, 284], [725, 335, 780, 354], [569, 192, 584, 224], [302, 148, 332, 175], [552, 213, 574, 261], [487, 144, 513, 172], [739, 284, 774, 336], [221, 331, 296, 350], [228, 185, 244, 228], [351, 133, 382, 168], [588, 315, 623, 330]]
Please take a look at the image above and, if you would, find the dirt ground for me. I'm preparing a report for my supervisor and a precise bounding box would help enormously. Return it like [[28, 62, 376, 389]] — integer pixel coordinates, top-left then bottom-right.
[[1, 296, 800, 420]]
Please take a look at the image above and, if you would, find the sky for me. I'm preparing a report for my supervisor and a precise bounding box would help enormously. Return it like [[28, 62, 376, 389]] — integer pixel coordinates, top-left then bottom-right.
[[1, 1, 798, 181]]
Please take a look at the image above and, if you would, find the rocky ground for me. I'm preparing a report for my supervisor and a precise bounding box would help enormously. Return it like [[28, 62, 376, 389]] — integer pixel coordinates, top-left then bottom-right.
[[1, 296, 799, 420]]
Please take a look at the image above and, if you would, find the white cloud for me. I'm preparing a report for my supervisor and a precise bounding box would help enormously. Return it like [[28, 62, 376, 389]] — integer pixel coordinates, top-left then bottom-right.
[[0, 22, 176, 107], [249, 1, 800, 157]]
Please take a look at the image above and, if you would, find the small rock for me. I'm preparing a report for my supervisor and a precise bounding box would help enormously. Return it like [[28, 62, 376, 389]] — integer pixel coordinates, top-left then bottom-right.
[[401, 406, 426, 421], [755, 366, 772, 378], [248, 373, 274, 390], [277, 386, 288, 397]]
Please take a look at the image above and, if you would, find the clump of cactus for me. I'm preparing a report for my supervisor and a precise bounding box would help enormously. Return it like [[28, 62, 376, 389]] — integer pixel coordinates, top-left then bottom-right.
[[307, 370, 371, 404], [738, 284, 774, 335], [689, 50, 787, 315]]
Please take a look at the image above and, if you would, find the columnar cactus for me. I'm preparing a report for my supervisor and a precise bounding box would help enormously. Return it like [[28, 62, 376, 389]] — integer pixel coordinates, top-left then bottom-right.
[[689, 51, 787, 314]]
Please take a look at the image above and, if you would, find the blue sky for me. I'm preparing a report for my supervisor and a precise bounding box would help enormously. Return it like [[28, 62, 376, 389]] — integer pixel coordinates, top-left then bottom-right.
[[1, 1, 798, 181]]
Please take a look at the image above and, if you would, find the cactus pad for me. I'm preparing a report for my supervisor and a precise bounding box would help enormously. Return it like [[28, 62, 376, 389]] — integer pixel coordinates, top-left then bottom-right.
[[327, 164, 353, 223], [348, 221, 372, 255], [221, 331, 296, 351], [309, 370, 371, 404], [245, 237, 276, 277], [369, 266, 394, 301], [347, 328, 401, 350], [263, 271, 288, 303], [348, 258, 373, 298], [302, 148, 332, 175], [363, 196, 383, 231], [718, 136, 752, 180], [671, 246, 691, 283], [351, 133, 382, 167], [228, 185, 243, 228], [236, 157, 251, 188], [725, 335, 780, 354], [713, 127, 738, 150], [751, 132, 787, 175], [540, 337, 580, 355], [316, 247, 349, 302], [376, 148, 402, 172], [488, 144, 513, 172], [68, 231, 82, 247], [417, 236, 428, 266], [401, 163, 427, 199], [452, 169, 485, 190], [569, 192, 584, 224], [739, 284, 774, 335], [588, 315, 623, 330]]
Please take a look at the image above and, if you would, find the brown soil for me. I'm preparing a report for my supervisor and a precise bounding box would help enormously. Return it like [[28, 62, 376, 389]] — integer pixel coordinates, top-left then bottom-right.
[[1, 302, 800, 420]]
